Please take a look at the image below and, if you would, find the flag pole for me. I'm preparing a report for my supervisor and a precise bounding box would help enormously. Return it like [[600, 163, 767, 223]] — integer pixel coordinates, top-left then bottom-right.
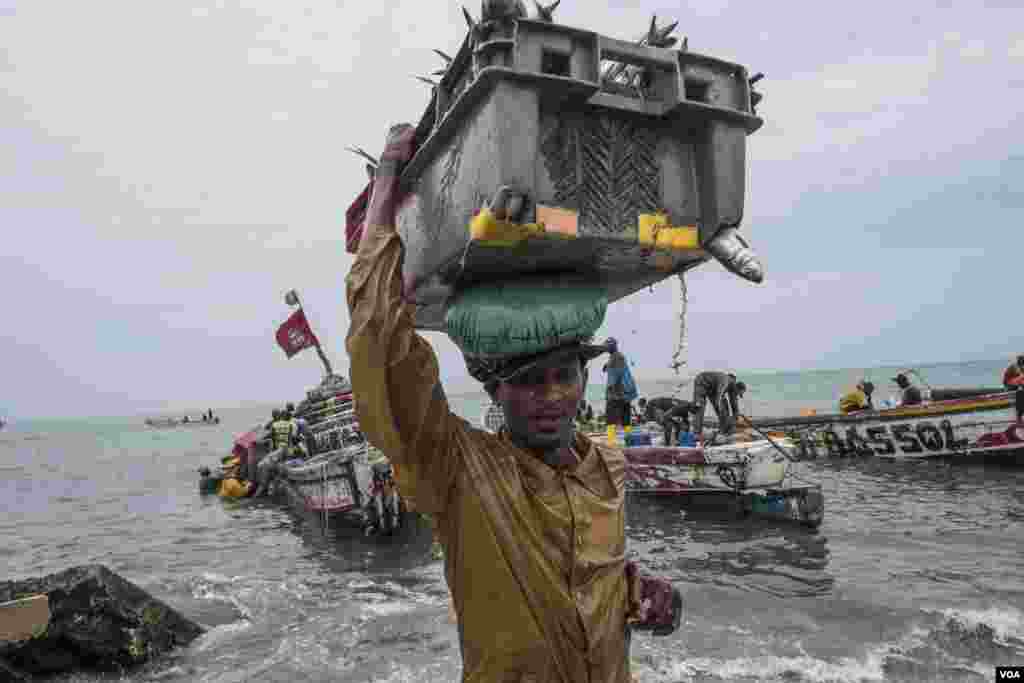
[[286, 289, 334, 378]]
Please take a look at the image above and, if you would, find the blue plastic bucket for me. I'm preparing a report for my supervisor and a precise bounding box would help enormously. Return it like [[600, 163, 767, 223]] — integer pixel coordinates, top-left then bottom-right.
[[751, 494, 788, 514]]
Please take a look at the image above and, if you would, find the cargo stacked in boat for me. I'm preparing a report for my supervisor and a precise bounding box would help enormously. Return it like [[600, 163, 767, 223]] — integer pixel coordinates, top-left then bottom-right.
[[281, 375, 404, 533], [207, 375, 405, 534], [479, 403, 823, 527]]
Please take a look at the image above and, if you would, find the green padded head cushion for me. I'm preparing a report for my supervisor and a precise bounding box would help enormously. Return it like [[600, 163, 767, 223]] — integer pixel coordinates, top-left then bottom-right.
[[445, 277, 609, 359]]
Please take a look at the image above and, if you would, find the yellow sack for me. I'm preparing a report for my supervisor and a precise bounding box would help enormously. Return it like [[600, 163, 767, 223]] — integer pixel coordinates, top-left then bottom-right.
[[218, 478, 252, 499]]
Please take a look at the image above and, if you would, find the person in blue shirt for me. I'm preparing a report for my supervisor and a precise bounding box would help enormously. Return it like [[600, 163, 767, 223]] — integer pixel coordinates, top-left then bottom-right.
[[602, 338, 637, 427]]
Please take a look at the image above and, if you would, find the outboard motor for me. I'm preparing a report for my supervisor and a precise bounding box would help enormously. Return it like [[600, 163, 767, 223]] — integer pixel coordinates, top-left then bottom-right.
[[366, 462, 402, 535]]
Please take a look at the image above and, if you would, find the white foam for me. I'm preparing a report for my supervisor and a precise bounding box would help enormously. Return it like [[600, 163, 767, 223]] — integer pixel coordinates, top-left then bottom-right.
[[190, 619, 254, 653], [938, 605, 1024, 644], [363, 600, 417, 617], [635, 651, 887, 683], [198, 571, 233, 584]]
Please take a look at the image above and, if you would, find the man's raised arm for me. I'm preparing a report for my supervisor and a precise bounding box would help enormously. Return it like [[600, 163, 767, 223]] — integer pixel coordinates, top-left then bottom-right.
[[344, 124, 456, 515]]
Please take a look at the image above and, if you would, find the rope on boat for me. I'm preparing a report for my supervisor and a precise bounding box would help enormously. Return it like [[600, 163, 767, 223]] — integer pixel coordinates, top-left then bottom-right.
[[669, 273, 696, 400], [735, 411, 825, 492], [322, 461, 329, 529], [736, 412, 797, 463]]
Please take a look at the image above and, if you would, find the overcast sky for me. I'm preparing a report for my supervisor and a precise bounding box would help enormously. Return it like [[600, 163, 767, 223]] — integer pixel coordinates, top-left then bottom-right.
[[2, 0, 1022, 419]]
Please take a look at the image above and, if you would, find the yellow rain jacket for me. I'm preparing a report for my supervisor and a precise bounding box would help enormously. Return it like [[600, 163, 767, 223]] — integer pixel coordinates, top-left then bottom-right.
[[839, 388, 869, 414], [271, 419, 294, 451], [347, 218, 634, 682]]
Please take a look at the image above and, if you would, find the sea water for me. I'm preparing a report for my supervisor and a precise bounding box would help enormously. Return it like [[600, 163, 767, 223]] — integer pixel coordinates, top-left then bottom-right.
[[2, 359, 1021, 682]]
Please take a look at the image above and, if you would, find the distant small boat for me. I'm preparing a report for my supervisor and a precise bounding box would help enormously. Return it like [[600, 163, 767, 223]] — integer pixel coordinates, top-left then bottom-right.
[[145, 416, 219, 429]]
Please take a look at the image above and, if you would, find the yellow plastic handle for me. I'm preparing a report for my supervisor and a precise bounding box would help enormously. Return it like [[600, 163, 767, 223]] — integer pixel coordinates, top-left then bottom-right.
[[470, 207, 578, 247], [638, 213, 699, 251]]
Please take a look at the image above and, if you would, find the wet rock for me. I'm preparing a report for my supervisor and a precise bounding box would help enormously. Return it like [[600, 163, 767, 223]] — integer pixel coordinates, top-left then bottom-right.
[[1, 565, 203, 681]]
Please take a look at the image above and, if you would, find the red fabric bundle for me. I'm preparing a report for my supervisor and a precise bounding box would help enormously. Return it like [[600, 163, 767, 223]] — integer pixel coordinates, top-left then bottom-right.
[[625, 560, 683, 636], [345, 181, 373, 254]]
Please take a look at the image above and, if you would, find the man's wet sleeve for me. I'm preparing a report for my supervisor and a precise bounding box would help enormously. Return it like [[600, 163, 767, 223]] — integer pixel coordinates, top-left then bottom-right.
[[345, 225, 457, 515]]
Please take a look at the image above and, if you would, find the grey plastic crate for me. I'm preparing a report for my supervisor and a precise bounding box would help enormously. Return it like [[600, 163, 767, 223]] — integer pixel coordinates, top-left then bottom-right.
[[396, 18, 763, 330]]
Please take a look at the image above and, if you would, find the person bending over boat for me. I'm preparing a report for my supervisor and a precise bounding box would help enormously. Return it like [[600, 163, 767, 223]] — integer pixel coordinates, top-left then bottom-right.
[[640, 397, 697, 446], [575, 400, 597, 430], [346, 124, 681, 683], [691, 371, 746, 442], [892, 373, 923, 407]]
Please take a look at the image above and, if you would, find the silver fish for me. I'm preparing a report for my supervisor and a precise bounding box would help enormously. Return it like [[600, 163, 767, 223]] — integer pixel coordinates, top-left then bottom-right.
[[704, 226, 764, 284]]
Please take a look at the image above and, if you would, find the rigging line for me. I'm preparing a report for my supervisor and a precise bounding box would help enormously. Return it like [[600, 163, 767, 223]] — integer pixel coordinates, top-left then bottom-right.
[[669, 272, 695, 399], [735, 412, 798, 463]]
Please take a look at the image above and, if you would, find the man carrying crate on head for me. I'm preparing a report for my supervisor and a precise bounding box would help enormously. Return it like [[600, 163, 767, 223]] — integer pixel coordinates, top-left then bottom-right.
[[345, 124, 681, 683]]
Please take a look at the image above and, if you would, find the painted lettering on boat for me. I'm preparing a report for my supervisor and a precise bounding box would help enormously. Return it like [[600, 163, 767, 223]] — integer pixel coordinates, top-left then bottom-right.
[[819, 419, 969, 457]]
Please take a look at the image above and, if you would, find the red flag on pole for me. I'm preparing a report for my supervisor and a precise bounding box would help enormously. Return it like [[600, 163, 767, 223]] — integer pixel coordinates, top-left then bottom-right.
[[275, 309, 319, 358]]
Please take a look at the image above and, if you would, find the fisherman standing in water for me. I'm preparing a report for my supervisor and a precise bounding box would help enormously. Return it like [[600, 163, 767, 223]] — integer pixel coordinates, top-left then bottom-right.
[[346, 124, 681, 682]]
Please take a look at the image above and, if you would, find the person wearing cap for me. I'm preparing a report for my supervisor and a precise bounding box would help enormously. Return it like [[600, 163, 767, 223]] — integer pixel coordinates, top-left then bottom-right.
[[892, 373, 923, 407], [1004, 356, 1024, 420], [345, 123, 681, 683], [691, 371, 746, 441]]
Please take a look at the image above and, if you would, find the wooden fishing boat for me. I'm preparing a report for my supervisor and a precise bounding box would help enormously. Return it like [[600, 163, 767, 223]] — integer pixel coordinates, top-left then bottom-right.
[[623, 439, 824, 528], [744, 389, 1021, 464], [479, 403, 823, 526], [269, 375, 405, 533], [211, 287, 407, 532]]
